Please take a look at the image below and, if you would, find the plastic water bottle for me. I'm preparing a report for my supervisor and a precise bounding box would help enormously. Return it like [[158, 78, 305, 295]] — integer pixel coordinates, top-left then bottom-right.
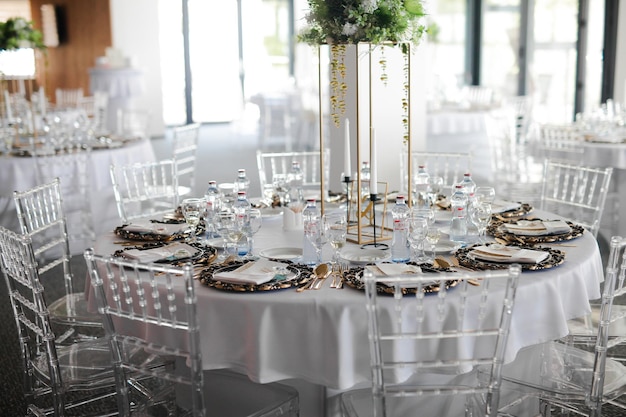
[[235, 168, 250, 194], [204, 180, 222, 238], [413, 165, 430, 209], [461, 172, 477, 206], [302, 198, 320, 265], [449, 185, 468, 245], [391, 195, 411, 263], [233, 191, 251, 256], [287, 161, 304, 204], [360, 161, 370, 197]]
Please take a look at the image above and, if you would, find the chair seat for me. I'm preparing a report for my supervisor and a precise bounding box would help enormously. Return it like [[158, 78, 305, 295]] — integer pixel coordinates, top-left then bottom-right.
[[501, 341, 626, 403], [47, 292, 103, 327], [566, 304, 626, 350]]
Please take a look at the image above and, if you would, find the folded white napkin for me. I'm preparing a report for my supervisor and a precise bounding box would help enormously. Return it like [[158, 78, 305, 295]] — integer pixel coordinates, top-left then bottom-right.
[[283, 206, 303, 231], [470, 245, 549, 264], [491, 200, 521, 214], [370, 263, 422, 276], [503, 220, 571, 236], [123, 221, 187, 236], [122, 242, 197, 263], [213, 259, 285, 285]]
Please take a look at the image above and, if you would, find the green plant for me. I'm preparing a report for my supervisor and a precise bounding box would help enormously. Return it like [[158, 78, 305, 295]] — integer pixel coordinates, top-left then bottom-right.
[[0, 17, 45, 51]]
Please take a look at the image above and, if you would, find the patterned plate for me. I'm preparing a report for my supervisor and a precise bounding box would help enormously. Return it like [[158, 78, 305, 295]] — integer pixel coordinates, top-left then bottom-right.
[[487, 218, 584, 245], [494, 203, 534, 219], [455, 243, 565, 271], [112, 241, 216, 267], [342, 262, 459, 295], [199, 260, 313, 292], [114, 219, 206, 242]]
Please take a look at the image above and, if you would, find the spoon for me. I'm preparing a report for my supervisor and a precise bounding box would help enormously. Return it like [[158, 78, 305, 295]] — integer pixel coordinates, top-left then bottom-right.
[[296, 263, 328, 292], [312, 263, 331, 290]]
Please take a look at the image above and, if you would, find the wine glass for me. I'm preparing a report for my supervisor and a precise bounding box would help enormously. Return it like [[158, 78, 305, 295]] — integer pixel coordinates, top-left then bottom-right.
[[215, 211, 236, 260], [425, 227, 442, 262], [204, 194, 222, 239], [407, 216, 428, 263], [475, 187, 496, 204], [181, 197, 205, 243], [272, 173, 290, 206], [324, 213, 347, 270], [242, 208, 263, 259], [470, 202, 492, 243], [427, 176, 444, 206], [305, 217, 327, 265], [411, 207, 435, 228]]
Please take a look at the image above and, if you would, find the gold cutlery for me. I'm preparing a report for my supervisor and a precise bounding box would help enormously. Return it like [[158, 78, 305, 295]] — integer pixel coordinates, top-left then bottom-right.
[[437, 256, 480, 286], [313, 264, 331, 290], [296, 263, 328, 292]]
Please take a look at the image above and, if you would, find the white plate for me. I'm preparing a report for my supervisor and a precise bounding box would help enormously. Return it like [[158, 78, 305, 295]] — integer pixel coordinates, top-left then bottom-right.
[[258, 247, 303, 261], [260, 207, 283, 218], [340, 247, 390, 265], [432, 240, 461, 254]]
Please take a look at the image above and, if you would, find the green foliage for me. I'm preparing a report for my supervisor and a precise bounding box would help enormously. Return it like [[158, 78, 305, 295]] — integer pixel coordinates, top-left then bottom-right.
[[0, 17, 45, 51], [299, 0, 427, 46]]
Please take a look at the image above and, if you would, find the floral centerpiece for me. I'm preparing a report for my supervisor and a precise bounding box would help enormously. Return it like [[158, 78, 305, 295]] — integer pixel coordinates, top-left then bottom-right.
[[0, 17, 45, 51], [298, 0, 427, 135]]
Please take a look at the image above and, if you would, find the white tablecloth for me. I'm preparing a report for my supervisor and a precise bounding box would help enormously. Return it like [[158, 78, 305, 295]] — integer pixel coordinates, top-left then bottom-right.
[[90, 209, 603, 392], [0, 139, 156, 237]]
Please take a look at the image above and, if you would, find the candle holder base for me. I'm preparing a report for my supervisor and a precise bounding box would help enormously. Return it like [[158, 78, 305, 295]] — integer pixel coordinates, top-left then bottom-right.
[[347, 184, 391, 245]]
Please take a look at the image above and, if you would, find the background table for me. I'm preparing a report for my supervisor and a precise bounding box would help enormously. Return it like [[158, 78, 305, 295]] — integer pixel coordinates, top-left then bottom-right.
[[0, 139, 156, 242], [90, 208, 603, 416]]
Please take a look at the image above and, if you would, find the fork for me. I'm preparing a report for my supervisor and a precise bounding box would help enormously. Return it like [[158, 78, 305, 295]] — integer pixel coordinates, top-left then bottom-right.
[[334, 263, 349, 289]]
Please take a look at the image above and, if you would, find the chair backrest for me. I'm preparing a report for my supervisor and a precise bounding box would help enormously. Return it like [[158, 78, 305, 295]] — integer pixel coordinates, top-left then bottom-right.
[[172, 123, 201, 193], [362, 265, 520, 417], [80, 91, 108, 133], [110, 159, 180, 223], [84, 249, 204, 416], [539, 159, 612, 238], [535, 123, 585, 163], [400, 150, 472, 194], [0, 226, 65, 415], [116, 108, 150, 139], [461, 85, 494, 109], [55, 88, 84, 109], [13, 178, 77, 293], [256, 149, 331, 201]]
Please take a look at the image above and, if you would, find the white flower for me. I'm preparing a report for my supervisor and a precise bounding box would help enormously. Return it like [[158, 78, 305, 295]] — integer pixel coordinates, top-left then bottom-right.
[[361, 0, 379, 13], [13, 18, 27, 30], [342, 23, 358, 36]]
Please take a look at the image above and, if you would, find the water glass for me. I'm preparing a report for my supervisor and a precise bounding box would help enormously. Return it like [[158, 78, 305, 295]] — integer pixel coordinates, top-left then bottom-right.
[[470, 202, 492, 243], [305, 218, 327, 265], [407, 216, 428, 263], [475, 187, 496, 204], [323, 213, 347, 267], [425, 227, 441, 261], [242, 208, 263, 258], [181, 197, 205, 243]]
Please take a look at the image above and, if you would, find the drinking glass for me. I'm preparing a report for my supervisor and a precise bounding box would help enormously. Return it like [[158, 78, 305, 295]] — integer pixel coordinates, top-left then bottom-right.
[[204, 195, 222, 239], [272, 173, 290, 206], [324, 213, 347, 269], [427, 176, 444, 206], [181, 197, 205, 243], [242, 208, 263, 259], [215, 212, 236, 260], [305, 218, 327, 265], [475, 186, 496, 204], [411, 207, 435, 228], [407, 216, 428, 263], [470, 202, 492, 243], [425, 227, 441, 261]]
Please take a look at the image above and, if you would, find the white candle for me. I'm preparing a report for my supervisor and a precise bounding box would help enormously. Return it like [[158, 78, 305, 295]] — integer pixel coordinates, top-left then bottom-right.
[[4, 90, 13, 120], [370, 127, 378, 195], [39, 88, 46, 115], [343, 119, 351, 178]]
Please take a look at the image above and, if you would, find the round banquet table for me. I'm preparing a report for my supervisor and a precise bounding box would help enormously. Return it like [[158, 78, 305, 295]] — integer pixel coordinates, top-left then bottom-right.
[[89, 207, 603, 416], [0, 138, 156, 239]]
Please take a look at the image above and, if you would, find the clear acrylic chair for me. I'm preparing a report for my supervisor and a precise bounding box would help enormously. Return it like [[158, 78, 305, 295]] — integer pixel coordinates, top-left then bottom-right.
[[499, 236, 626, 417], [400, 150, 473, 195], [172, 122, 201, 198], [13, 178, 103, 343], [535, 123, 585, 164], [80, 91, 109, 134], [55, 88, 84, 109], [539, 159, 613, 238], [0, 226, 117, 416], [486, 108, 544, 204], [110, 159, 180, 223], [84, 248, 300, 417], [256, 149, 331, 201], [341, 265, 521, 417]]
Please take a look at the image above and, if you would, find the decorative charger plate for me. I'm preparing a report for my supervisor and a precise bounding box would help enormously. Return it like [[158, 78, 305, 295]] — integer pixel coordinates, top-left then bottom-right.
[[199, 260, 313, 292], [114, 220, 205, 242], [494, 203, 533, 219], [454, 243, 565, 271], [343, 262, 459, 295], [112, 241, 217, 268], [487, 218, 584, 245]]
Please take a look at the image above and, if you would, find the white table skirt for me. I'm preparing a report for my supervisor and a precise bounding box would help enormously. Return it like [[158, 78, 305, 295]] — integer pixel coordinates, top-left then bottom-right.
[[0, 139, 156, 236], [89, 209, 603, 392]]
